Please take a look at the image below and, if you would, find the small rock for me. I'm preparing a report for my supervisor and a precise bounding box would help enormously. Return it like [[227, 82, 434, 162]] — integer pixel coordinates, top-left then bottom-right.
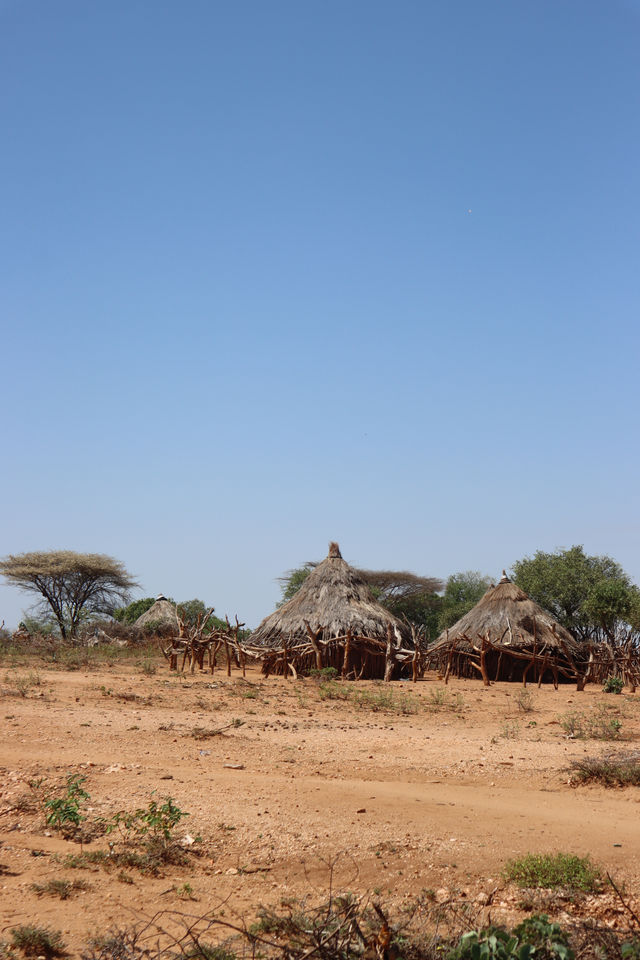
[[475, 892, 490, 904], [223, 763, 245, 770], [160, 774, 174, 780], [356, 808, 366, 814], [226, 867, 239, 875]]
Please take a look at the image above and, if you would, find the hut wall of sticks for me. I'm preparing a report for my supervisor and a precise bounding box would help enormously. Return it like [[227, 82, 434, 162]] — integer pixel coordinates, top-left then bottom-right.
[[246, 542, 425, 680], [427, 573, 587, 686]]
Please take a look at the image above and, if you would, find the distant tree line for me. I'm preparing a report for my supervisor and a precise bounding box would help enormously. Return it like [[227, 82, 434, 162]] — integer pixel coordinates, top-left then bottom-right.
[[1, 545, 638, 646]]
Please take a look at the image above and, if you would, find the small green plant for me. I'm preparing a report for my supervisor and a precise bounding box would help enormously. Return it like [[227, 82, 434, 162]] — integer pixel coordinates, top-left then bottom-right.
[[513, 914, 574, 957], [140, 659, 157, 676], [503, 852, 601, 892], [44, 774, 90, 833], [448, 917, 573, 959], [175, 881, 197, 900], [603, 675, 624, 694], [10, 925, 67, 958], [103, 794, 188, 848]]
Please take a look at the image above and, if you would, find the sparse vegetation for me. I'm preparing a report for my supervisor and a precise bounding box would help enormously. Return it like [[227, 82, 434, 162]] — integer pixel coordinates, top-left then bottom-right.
[[501, 720, 520, 740], [425, 687, 465, 712], [190, 719, 244, 738], [568, 753, 640, 787], [317, 679, 420, 713], [31, 878, 90, 899], [102, 795, 189, 848], [10, 925, 67, 958], [560, 705, 623, 741], [604, 675, 625, 695], [514, 689, 535, 713], [503, 853, 601, 892]]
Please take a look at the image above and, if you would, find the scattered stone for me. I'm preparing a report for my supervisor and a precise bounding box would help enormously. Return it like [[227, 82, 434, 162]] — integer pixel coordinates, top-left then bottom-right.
[[223, 763, 245, 770]]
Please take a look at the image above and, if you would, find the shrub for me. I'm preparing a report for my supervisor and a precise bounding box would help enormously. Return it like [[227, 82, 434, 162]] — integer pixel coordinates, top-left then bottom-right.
[[309, 667, 338, 680], [514, 689, 535, 713], [568, 754, 640, 787], [448, 916, 574, 959], [102, 795, 188, 848], [503, 852, 601, 892], [603, 676, 624, 694], [560, 706, 623, 741], [31, 878, 89, 899], [10, 925, 67, 958]]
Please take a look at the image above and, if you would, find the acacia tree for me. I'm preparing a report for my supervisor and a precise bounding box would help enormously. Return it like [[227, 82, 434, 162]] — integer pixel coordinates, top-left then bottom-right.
[[0, 550, 138, 640]]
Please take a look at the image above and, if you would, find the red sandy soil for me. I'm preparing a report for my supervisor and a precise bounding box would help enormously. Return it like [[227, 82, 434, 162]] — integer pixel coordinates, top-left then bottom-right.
[[1, 655, 639, 954]]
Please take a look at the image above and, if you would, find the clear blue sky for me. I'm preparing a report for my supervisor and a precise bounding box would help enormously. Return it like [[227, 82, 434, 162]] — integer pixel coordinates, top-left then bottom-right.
[[1, 0, 639, 629]]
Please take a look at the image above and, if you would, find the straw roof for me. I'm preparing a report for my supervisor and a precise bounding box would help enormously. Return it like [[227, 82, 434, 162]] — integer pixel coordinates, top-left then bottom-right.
[[430, 572, 581, 655], [250, 542, 410, 647], [135, 595, 179, 630]]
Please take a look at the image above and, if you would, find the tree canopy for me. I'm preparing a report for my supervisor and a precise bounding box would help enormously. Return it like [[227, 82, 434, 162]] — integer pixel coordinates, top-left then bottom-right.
[[113, 597, 156, 624], [277, 562, 442, 636], [0, 550, 138, 640], [437, 571, 493, 633], [512, 545, 640, 642]]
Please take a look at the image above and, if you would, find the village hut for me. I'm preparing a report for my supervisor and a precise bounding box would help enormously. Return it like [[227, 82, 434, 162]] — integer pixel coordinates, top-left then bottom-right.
[[134, 594, 179, 633], [428, 572, 583, 684], [249, 543, 414, 679]]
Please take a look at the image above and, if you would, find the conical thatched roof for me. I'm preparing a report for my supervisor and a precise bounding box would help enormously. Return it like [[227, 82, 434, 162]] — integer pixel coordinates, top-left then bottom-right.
[[250, 542, 410, 647], [135, 595, 179, 630], [430, 572, 580, 655]]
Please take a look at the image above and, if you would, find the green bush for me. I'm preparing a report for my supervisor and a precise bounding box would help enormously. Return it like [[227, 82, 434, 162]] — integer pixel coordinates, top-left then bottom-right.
[[448, 915, 573, 959], [10, 925, 67, 958], [603, 676, 624, 694], [503, 853, 600, 892]]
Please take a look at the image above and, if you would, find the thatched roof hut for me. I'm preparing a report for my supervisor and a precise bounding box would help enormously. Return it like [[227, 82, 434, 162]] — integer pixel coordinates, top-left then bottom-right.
[[428, 573, 583, 683], [135, 594, 179, 632], [250, 543, 412, 678]]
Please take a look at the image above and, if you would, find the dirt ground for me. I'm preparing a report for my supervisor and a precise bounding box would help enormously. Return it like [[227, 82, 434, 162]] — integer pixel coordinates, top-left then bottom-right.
[[1, 652, 640, 954]]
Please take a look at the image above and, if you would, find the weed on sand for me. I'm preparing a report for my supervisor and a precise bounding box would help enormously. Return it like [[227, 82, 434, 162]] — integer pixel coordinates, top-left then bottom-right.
[[503, 852, 601, 892]]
